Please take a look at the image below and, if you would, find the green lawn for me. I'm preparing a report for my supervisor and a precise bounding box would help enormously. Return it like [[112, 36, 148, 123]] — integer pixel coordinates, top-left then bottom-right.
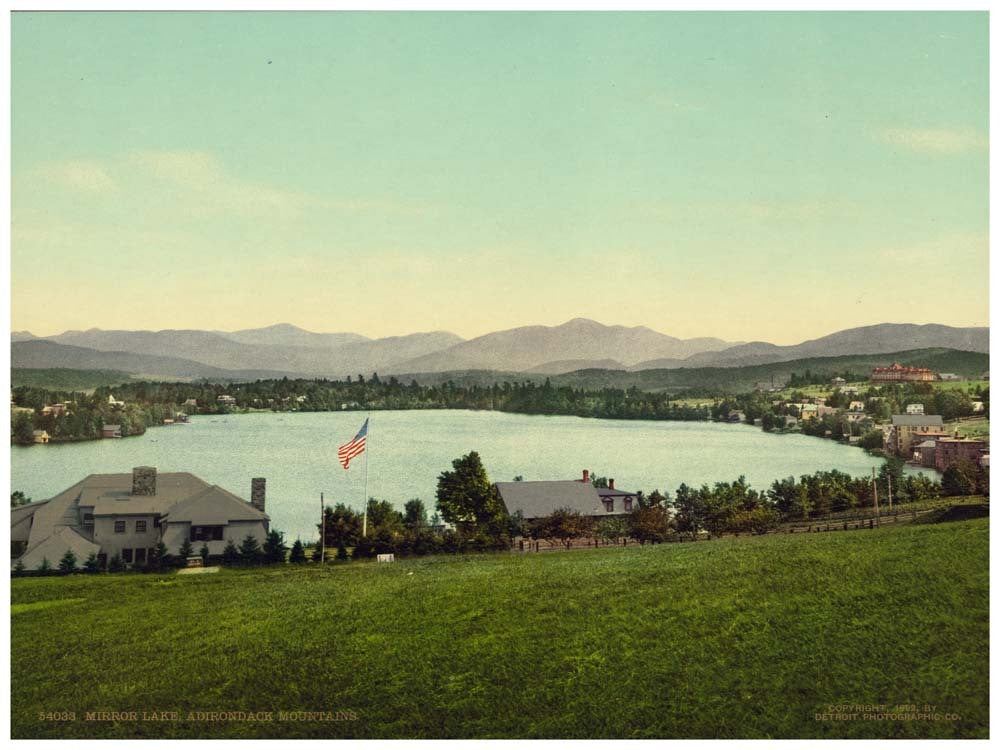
[[11, 517, 989, 739], [947, 417, 990, 440]]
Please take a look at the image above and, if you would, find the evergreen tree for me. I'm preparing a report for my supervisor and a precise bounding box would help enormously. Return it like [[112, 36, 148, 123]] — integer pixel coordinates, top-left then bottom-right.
[[58, 550, 77, 573], [13, 559, 26, 576], [108, 553, 125, 573], [37, 557, 52, 574], [199, 543, 210, 565], [289, 539, 307, 563], [263, 530, 287, 564], [222, 539, 241, 565], [336, 543, 349, 561], [83, 552, 100, 573], [148, 542, 170, 571], [177, 538, 194, 562], [238, 533, 262, 565]]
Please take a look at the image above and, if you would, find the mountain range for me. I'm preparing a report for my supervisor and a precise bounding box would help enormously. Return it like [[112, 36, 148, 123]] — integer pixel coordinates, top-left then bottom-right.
[[10, 319, 989, 383]]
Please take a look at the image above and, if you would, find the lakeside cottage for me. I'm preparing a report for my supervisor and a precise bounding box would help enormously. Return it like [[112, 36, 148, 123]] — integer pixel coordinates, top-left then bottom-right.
[[11, 467, 269, 571], [495, 470, 639, 521]]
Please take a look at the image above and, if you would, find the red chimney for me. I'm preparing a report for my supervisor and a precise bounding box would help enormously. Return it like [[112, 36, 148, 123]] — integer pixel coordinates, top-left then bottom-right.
[[609, 478, 615, 490], [582, 469, 589, 484]]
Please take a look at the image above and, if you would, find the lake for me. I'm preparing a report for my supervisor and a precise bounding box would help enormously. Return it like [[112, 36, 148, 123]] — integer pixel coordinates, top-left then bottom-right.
[[10, 410, 930, 541]]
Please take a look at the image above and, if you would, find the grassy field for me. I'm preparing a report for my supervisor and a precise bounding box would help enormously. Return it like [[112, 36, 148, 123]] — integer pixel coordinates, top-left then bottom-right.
[[11, 516, 988, 739], [947, 417, 990, 440]]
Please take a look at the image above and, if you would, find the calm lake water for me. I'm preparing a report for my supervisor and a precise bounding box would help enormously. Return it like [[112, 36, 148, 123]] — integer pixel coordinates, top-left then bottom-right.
[[11, 410, 928, 541]]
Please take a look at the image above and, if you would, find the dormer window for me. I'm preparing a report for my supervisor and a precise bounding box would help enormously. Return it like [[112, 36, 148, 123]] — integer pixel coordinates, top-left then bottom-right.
[[603, 499, 614, 512]]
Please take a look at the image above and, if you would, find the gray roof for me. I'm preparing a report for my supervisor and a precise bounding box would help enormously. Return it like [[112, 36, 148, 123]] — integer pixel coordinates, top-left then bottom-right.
[[596, 488, 637, 498], [891, 415, 944, 427], [163, 485, 269, 525], [496, 480, 629, 519], [19, 526, 101, 571]]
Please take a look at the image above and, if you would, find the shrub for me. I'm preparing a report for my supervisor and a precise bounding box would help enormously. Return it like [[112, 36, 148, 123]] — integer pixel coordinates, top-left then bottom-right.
[[222, 539, 240, 565], [58, 550, 78, 574], [289, 539, 307, 564]]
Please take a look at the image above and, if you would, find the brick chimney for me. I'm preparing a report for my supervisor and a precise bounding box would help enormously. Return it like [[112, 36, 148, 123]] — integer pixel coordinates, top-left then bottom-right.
[[132, 466, 157, 496], [609, 478, 615, 490], [251, 478, 266, 512], [582, 469, 589, 484]]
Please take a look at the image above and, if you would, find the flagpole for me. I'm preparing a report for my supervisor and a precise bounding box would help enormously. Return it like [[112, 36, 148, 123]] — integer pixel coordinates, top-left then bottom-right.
[[362, 411, 370, 537], [320, 492, 326, 563]]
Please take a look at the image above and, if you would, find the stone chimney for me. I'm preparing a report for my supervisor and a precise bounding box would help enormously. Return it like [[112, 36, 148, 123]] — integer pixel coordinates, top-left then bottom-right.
[[609, 478, 615, 490], [132, 466, 157, 496], [251, 478, 266, 512], [582, 469, 589, 484]]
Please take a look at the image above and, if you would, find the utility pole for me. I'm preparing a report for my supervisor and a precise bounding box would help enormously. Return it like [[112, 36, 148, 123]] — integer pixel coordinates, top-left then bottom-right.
[[872, 467, 880, 527], [320, 492, 326, 563]]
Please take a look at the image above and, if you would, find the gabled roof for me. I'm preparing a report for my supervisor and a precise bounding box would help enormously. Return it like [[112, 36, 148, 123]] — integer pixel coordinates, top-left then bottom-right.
[[891, 415, 944, 427], [495, 480, 624, 519], [162, 485, 269, 525], [18, 526, 100, 571]]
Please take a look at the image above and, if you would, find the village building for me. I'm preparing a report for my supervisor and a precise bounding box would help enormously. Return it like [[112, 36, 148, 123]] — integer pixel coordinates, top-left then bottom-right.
[[32, 430, 50, 444], [848, 401, 865, 412], [870, 363, 937, 383], [41, 403, 68, 418], [971, 401, 985, 413], [937, 373, 962, 382], [217, 394, 237, 406], [183, 398, 198, 408], [107, 394, 125, 408], [797, 404, 819, 421], [886, 414, 946, 456], [11, 467, 269, 571], [933, 438, 989, 472], [830, 377, 846, 387], [840, 386, 860, 395], [101, 424, 122, 439], [495, 471, 638, 521], [905, 403, 925, 415]]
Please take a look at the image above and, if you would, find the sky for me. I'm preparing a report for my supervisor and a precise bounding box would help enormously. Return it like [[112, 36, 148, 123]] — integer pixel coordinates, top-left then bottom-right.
[[10, 11, 989, 344]]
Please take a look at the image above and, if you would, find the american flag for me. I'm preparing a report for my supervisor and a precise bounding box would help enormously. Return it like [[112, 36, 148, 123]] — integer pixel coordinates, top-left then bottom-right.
[[338, 418, 368, 470]]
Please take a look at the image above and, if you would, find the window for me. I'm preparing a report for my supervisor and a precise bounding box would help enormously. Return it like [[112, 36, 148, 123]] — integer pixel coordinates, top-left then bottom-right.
[[624, 499, 633, 512], [135, 548, 147, 564], [114, 520, 126, 534], [135, 520, 147, 533], [603, 499, 614, 513], [83, 512, 94, 524], [190, 525, 224, 542], [122, 548, 133, 563]]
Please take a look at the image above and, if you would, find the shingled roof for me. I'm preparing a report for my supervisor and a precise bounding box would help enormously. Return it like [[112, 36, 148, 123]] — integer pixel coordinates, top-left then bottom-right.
[[496, 480, 635, 519], [891, 415, 944, 427]]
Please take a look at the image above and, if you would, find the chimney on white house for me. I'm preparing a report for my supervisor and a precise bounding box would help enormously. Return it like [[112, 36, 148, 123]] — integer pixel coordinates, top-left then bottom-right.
[[251, 478, 266, 512], [132, 466, 157, 496], [582, 469, 590, 484], [609, 478, 615, 490]]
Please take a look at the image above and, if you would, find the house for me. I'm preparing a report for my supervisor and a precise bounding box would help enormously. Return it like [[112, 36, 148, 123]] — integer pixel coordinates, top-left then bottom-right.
[[101, 424, 122, 439], [971, 401, 985, 413], [797, 404, 819, 421], [934, 438, 989, 472], [727, 410, 746, 423], [41, 403, 67, 417], [937, 373, 962, 382], [11, 467, 269, 571], [844, 412, 872, 426], [848, 401, 865, 412], [495, 471, 638, 521], [32, 430, 50, 444], [183, 398, 198, 408], [841, 386, 860, 396], [905, 403, 925, 415], [830, 377, 846, 387], [870, 363, 937, 383], [915, 439, 938, 468], [816, 405, 838, 418], [886, 415, 946, 456], [107, 394, 125, 408], [217, 395, 237, 406]]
